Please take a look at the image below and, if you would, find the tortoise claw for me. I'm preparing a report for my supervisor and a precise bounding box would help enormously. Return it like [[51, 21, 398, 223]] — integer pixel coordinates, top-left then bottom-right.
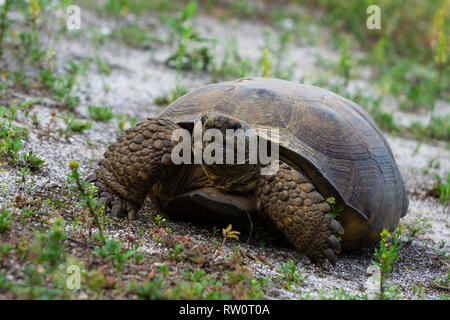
[[323, 249, 336, 265], [85, 173, 97, 183], [87, 172, 141, 219], [328, 235, 341, 253], [127, 203, 137, 221], [110, 202, 123, 218], [329, 220, 344, 236], [98, 197, 110, 207], [308, 215, 343, 265]]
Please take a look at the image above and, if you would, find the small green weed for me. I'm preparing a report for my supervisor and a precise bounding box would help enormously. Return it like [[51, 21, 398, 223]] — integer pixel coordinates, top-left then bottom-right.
[[67, 160, 106, 244], [20, 150, 45, 171], [39, 61, 81, 109], [94, 238, 136, 272], [337, 36, 352, 84], [112, 22, 161, 49], [33, 217, 67, 271], [166, 1, 213, 72], [372, 109, 402, 135], [278, 259, 307, 289], [229, 0, 256, 18], [91, 30, 112, 77], [326, 197, 343, 219], [372, 228, 403, 299], [63, 114, 92, 134], [318, 286, 368, 300], [128, 278, 165, 300], [411, 283, 426, 297], [0, 103, 29, 162], [116, 113, 137, 135], [88, 104, 114, 122], [433, 173, 450, 204], [409, 116, 450, 142], [433, 270, 449, 290], [0, 207, 13, 234], [404, 218, 432, 245], [258, 48, 271, 78], [154, 85, 189, 106], [224, 267, 266, 299], [0, 0, 11, 59], [211, 37, 252, 81], [154, 214, 166, 228]]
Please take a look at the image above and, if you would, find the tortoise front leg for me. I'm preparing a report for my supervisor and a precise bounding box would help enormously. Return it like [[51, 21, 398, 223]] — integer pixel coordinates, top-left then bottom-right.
[[255, 162, 344, 265], [88, 118, 179, 219]]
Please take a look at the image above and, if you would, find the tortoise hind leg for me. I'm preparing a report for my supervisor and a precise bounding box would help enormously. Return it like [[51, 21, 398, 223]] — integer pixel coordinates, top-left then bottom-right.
[[89, 118, 179, 219], [255, 162, 344, 265]]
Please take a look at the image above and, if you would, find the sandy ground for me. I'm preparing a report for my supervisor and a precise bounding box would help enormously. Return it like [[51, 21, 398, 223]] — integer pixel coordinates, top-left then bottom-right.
[[1, 5, 449, 299]]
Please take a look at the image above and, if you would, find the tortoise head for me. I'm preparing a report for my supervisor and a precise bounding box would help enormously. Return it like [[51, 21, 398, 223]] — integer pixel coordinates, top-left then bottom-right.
[[199, 112, 260, 193]]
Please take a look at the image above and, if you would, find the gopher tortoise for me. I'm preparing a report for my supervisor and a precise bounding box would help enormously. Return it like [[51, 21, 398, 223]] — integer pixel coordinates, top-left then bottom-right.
[[89, 77, 408, 264]]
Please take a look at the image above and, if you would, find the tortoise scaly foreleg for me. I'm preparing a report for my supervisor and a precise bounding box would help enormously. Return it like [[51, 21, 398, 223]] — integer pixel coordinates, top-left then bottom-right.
[[88, 118, 179, 219], [255, 162, 344, 265]]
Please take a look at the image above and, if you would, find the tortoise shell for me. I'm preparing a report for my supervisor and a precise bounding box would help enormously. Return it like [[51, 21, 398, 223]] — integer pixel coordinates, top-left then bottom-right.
[[159, 77, 408, 250]]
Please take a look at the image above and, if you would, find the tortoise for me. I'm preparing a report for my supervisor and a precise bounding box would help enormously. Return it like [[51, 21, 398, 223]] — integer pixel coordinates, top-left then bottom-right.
[[89, 77, 409, 264]]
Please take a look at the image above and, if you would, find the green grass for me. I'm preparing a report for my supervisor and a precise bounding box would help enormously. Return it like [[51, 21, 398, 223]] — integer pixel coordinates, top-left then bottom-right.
[[0, 101, 45, 169], [94, 239, 137, 272], [258, 48, 271, 78], [301, 0, 449, 65], [433, 173, 450, 204], [304, 73, 449, 142], [38, 61, 82, 110], [0, 207, 13, 234], [302, 0, 449, 111], [278, 260, 307, 289], [409, 116, 450, 142], [111, 22, 161, 49], [165, 1, 214, 72], [2, 2, 84, 110], [88, 105, 114, 122], [337, 36, 352, 84], [261, 28, 295, 80], [211, 37, 252, 81], [317, 286, 368, 300], [404, 218, 432, 245], [33, 217, 67, 271], [0, 105, 28, 162], [372, 109, 402, 135], [229, 0, 256, 18], [63, 114, 92, 133], [20, 150, 45, 171], [4, 217, 75, 299], [154, 85, 189, 106], [433, 270, 449, 290], [102, 0, 174, 17], [224, 269, 266, 299], [0, 0, 11, 59], [127, 278, 166, 300]]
